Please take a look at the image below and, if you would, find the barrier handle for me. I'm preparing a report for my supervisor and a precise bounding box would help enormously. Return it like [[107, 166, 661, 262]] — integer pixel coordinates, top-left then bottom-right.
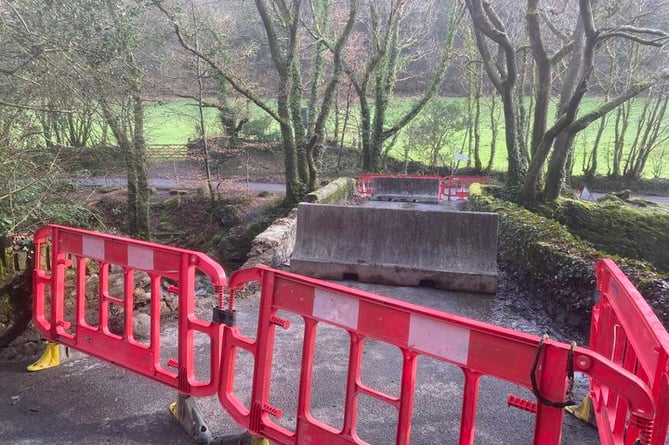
[[574, 348, 655, 420]]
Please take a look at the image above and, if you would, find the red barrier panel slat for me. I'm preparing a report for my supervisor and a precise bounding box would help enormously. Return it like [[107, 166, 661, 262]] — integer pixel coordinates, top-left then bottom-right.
[[273, 277, 316, 316], [467, 331, 537, 386], [343, 333, 364, 437], [595, 260, 667, 376], [359, 300, 410, 345], [532, 345, 569, 444], [459, 371, 480, 445], [396, 352, 418, 445], [59, 231, 83, 255], [653, 372, 669, 444], [104, 239, 128, 264]]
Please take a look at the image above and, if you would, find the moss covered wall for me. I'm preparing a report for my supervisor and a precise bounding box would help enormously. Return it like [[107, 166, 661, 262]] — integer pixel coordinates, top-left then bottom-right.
[[467, 184, 669, 329], [303, 178, 356, 204], [540, 199, 669, 272]]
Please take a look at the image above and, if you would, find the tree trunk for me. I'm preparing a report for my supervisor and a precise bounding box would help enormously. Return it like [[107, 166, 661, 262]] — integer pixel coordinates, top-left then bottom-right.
[[277, 78, 300, 203], [197, 85, 215, 200], [473, 74, 482, 171], [131, 93, 150, 240], [584, 115, 607, 177], [540, 0, 593, 201], [289, 58, 309, 185], [466, 0, 527, 186], [360, 96, 374, 171], [544, 131, 577, 199], [501, 88, 526, 186], [612, 105, 629, 177], [486, 93, 499, 172], [353, 1, 461, 173], [625, 93, 668, 180]]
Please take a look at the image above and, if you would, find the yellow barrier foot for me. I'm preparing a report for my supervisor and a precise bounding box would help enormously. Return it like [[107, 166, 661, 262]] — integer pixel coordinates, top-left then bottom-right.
[[26, 342, 88, 372], [26, 342, 60, 372], [169, 394, 213, 444], [210, 431, 270, 445], [565, 396, 597, 428]]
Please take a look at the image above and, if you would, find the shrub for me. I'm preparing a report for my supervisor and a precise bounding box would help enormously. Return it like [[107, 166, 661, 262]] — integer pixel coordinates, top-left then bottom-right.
[[240, 116, 281, 142]]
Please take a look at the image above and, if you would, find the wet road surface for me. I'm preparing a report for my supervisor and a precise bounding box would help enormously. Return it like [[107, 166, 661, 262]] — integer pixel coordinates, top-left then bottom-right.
[[1, 281, 600, 445], [75, 176, 669, 207]]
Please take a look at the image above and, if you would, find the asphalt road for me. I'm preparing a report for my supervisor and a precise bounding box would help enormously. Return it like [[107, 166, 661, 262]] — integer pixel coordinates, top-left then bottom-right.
[[76, 176, 669, 207], [1, 281, 600, 445], [5, 179, 655, 444], [75, 177, 286, 195], [589, 191, 669, 206]]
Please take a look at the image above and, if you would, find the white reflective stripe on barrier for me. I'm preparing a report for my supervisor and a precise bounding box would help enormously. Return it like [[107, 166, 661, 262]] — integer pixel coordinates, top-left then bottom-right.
[[409, 314, 470, 365]]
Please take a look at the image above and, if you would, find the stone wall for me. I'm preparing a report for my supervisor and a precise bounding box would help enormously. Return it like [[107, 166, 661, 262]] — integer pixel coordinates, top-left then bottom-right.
[[241, 177, 356, 269]]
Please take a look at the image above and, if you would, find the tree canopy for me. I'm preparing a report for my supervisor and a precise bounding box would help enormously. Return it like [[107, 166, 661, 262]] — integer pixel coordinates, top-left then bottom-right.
[[0, 0, 667, 213]]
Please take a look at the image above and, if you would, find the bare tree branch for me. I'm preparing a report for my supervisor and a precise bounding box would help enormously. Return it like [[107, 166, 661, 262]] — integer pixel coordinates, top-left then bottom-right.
[[0, 98, 75, 113], [2, 0, 32, 34], [540, 9, 569, 42], [569, 74, 669, 133], [153, 0, 284, 124], [382, 3, 464, 139], [550, 40, 574, 65], [598, 29, 669, 46]]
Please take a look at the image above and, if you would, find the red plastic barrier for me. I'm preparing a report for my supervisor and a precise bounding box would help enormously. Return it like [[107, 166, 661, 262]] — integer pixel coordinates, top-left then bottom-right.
[[32, 225, 227, 396], [217, 266, 655, 445], [356, 173, 376, 196], [590, 259, 669, 445], [356, 174, 444, 199], [357, 174, 490, 201], [31, 227, 662, 444], [444, 176, 489, 200], [356, 173, 443, 201]]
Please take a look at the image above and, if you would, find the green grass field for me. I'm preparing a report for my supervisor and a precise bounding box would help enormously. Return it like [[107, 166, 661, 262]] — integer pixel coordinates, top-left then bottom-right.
[[143, 97, 668, 178], [144, 100, 220, 141]]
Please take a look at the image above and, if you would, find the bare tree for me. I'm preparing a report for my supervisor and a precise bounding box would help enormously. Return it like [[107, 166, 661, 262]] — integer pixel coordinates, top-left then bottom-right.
[[156, 0, 357, 204], [1, 0, 154, 238], [467, 0, 669, 204], [541, 0, 668, 201], [336, 0, 463, 173], [623, 88, 669, 180], [460, 27, 484, 171], [464, 0, 528, 186]]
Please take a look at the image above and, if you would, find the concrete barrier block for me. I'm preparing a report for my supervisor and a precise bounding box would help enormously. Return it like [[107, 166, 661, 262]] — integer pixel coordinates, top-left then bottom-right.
[[242, 177, 354, 269], [371, 177, 441, 203], [291, 203, 498, 294]]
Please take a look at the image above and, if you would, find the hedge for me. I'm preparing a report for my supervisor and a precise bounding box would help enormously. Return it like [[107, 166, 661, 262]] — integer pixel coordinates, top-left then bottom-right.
[[539, 198, 669, 272], [467, 184, 669, 330]]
